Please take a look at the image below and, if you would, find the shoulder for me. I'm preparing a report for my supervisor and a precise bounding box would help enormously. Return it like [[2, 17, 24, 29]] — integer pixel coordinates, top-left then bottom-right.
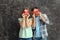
[[42, 14, 47, 16], [18, 18, 23, 21], [42, 14, 48, 18], [29, 18, 32, 21]]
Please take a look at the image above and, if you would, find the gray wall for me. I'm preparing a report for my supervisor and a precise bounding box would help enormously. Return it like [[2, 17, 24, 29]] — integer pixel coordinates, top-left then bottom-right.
[[0, 0, 59, 40]]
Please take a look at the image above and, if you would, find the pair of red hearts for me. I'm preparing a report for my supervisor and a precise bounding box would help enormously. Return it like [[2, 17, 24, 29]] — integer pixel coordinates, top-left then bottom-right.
[[32, 9, 40, 15], [22, 9, 39, 15], [22, 10, 29, 15]]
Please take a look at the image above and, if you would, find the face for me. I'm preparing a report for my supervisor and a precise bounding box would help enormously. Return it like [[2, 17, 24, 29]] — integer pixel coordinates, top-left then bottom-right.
[[33, 9, 39, 16], [23, 9, 29, 18], [24, 9, 29, 14]]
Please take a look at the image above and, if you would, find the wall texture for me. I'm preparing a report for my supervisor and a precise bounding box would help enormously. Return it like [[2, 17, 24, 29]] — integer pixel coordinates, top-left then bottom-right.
[[0, 0, 59, 40]]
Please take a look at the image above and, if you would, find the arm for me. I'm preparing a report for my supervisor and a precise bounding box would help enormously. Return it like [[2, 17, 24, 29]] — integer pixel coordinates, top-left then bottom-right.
[[19, 14, 26, 28], [39, 12, 49, 24], [43, 14, 49, 24], [32, 14, 36, 28], [26, 15, 32, 28], [26, 19, 32, 28], [19, 18, 25, 28], [39, 12, 46, 23]]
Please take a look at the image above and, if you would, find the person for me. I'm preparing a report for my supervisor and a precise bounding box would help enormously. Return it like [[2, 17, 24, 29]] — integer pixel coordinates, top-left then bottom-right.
[[18, 7, 33, 40], [31, 7, 49, 40]]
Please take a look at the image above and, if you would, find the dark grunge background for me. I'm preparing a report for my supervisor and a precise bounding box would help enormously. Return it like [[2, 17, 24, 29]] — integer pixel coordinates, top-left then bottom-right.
[[0, 0, 60, 40]]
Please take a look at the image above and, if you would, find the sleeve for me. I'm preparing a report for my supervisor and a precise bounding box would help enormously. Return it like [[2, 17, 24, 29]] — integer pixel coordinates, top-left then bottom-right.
[[42, 14, 49, 24], [18, 18, 22, 22], [29, 18, 32, 21]]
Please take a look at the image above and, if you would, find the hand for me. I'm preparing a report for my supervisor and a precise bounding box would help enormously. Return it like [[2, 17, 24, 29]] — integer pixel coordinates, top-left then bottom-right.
[[38, 12, 42, 17], [27, 14, 30, 18], [32, 14, 35, 19], [22, 14, 26, 18]]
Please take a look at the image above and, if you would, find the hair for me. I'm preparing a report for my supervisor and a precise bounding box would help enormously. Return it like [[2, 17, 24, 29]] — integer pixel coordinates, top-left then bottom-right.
[[22, 7, 29, 13], [31, 7, 38, 11]]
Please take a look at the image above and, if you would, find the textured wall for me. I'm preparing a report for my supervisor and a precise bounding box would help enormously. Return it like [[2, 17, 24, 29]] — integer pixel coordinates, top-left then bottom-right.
[[0, 0, 59, 40]]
